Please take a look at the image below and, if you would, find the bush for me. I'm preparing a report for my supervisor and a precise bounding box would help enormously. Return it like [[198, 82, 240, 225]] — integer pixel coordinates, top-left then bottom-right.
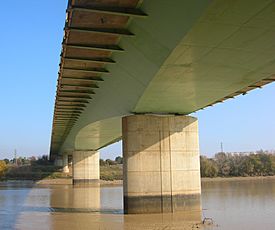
[[201, 151, 275, 177], [0, 161, 8, 178], [200, 156, 218, 177], [100, 164, 122, 180], [115, 156, 123, 164]]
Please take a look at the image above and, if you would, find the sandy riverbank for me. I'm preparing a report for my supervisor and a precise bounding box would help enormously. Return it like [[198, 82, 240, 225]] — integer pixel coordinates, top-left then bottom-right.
[[35, 179, 123, 185], [34, 176, 275, 185], [201, 175, 275, 182]]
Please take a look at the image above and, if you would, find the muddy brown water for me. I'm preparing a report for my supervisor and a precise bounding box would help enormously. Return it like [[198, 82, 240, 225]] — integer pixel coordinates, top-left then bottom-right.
[[1, 178, 275, 229]]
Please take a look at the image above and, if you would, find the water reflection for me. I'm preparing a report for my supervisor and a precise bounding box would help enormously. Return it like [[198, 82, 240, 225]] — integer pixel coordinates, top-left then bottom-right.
[[1, 178, 275, 229], [10, 184, 201, 229], [50, 185, 101, 212]]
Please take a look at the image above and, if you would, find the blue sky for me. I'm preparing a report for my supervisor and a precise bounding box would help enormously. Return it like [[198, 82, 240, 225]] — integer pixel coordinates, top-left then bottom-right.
[[0, 1, 67, 158], [0, 1, 274, 159]]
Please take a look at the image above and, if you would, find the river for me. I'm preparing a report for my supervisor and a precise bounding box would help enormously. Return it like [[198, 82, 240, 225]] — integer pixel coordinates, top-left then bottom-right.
[[0, 178, 275, 230]]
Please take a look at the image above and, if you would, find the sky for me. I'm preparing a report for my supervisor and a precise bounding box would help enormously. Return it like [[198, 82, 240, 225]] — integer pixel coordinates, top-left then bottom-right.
[[0, 1, 274, 160]]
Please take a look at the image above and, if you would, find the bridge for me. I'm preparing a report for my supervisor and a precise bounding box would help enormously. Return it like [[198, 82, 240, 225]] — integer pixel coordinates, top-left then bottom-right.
[[50, 0, 275, 214]]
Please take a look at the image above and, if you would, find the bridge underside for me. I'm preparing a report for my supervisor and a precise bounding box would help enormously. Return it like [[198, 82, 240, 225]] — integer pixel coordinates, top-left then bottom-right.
[[51, 0, 275, 154], [51, 0, 275, 214]]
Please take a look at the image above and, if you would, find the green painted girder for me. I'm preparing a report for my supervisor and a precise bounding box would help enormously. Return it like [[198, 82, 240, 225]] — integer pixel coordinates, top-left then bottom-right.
[[54, 116, 80, 119], [58, 90, 95, 94], [57, 99, 89, 104], [54, 111, 79, 114], [55, 108, 84, 111], [55, 102, 86, 106], [63, 56, 116, 64], [61, 77, 104, 82], [58, 90, 95, 95], [54, 119, 79, 123], [62, 67, 109, 75], [53, 126, 75, 129], [54, 112, 80, 116], [65, 26, 134, 37], [54, 117, 78, 120], [54, 113, 80, 118], [65, 43, 124, 52], [60, 83, 98, 89], [57, 94, 92, 101], [55, 106, 85, 110], [55, 117, 80, 120], [54, 122, 77, 125], [59, 87, 96, 92], [55, 103, 86, 107], [68, 5, 148, 17]]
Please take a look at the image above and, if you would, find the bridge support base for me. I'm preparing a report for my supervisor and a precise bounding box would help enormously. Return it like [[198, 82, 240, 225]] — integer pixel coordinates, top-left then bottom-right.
[[72, 150, 99, 184], [122, 115, 201, 214]]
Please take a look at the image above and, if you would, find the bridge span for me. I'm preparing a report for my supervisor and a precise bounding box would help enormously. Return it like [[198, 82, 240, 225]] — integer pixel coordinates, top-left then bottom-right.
[[50, 0, 275, 214]]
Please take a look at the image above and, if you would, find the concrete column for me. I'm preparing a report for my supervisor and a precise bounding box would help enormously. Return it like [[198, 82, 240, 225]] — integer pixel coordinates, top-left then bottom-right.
[[54, 155, 63, 167], [63, 154, 69, 173], [122, 115, 201, 214], [72, 150, 99, 184]]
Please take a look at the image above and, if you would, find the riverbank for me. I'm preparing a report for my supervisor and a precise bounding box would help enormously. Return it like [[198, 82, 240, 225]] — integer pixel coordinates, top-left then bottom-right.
[[1, 164, 123, 181], [32, 175, 275, 185], [36, 179, 123, 185], [2, 161, 275, 185], [201, 175, 275, 182]]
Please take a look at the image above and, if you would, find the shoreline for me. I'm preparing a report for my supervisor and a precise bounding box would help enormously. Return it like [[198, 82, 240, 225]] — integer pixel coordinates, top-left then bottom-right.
[[201, 175, 275, 182], [2, 176, 275, 186]]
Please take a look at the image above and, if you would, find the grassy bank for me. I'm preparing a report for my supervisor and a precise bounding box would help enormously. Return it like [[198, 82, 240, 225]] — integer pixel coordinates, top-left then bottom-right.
[[100, 164, 123, 181], [201, 175, 275, 182], [0, 164, 123, 181], [2, 162, 275, 183], [2, 164, 70, 181]]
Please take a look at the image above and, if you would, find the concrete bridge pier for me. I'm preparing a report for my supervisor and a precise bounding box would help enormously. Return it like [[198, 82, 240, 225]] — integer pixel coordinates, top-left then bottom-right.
[[62, 153, 69, 173], [54, 155, 63, 167], [72, 150, 99, 184], [122, 115, 201, 214]]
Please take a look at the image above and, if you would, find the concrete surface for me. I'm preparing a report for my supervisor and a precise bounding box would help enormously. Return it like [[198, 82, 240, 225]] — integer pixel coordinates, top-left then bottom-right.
[[122, 115, 201, 214], [72, 150, 99, 184]]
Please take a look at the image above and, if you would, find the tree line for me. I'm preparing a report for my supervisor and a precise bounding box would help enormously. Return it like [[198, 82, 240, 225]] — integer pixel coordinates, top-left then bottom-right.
[[100, 156, 123, 166], [1, 151, 275, 179], [201, 150, 275, 177]]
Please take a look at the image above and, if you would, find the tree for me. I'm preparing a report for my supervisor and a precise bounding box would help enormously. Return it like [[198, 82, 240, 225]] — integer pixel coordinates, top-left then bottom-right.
[[200, 156, 218, 177], [0, 160, 7, 177], [3, 159, 9, 165], [31, 155, 50, 166], [115, 156, 123, 164], [105, 159, 116, 165], [100, 159, 106, 166], [215, 152, 231, 176]]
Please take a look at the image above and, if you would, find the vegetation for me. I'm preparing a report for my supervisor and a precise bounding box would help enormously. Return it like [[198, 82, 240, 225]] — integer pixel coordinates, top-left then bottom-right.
[[100, 164, 123, 181], [0, 160, 8, 177], [201, 150, 275, 177], [4, 165, 69, 180], [1, 151, 275, 181], [99, 157, 123, 180], [0, 155, 69, 180], [100, 156, 123, 166]]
